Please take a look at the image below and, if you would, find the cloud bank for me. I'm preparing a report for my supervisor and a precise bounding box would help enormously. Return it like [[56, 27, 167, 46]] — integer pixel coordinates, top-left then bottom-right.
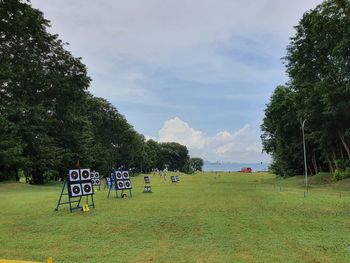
[[155, 117, 269, 163]]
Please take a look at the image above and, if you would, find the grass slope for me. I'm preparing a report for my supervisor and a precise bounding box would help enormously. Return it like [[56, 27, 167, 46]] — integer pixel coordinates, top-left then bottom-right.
[[1, 172, 350, 263]]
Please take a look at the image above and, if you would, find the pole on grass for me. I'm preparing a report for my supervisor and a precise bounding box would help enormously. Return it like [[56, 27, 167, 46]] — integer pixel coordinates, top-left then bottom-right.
[[302, 119, 308, 192]]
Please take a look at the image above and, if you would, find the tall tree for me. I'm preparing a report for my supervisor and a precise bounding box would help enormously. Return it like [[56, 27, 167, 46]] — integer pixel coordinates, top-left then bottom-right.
[[263, 0, 350, 177]]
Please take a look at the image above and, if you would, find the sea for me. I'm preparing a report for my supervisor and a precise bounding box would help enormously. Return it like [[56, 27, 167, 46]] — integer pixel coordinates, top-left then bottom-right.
[[202, 161, 270, 172]]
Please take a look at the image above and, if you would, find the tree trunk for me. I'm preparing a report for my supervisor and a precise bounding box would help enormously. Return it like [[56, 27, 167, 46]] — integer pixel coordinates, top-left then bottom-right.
[[15, 169, 19, 181], [312, 152, 318, 175], [338, 130, 350, 159], [333, 151, 339, 170], [326, 154, 334, 174]]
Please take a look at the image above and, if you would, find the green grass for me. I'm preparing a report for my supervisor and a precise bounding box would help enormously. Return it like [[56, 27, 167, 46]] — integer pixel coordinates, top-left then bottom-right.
[[1, 172, 350, 263]]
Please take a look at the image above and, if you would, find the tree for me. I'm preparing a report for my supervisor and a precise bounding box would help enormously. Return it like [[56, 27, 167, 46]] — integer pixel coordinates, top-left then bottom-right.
[[0, 0, 91, 183], [263, 0, 350, 177]]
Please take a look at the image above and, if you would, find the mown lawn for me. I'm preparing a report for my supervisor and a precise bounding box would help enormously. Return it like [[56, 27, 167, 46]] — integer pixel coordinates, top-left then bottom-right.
[[1, 172, 350, 263]]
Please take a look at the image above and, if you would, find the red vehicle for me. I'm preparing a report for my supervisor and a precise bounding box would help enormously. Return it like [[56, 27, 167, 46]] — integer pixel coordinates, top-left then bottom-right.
[[241, 167, 252, 173]]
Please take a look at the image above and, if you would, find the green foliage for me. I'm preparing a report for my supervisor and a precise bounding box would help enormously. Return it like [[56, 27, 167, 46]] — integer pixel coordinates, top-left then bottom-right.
[[0, 0, 196, 183], [262, 0, 350, 177], [333, 159, 350, 181]]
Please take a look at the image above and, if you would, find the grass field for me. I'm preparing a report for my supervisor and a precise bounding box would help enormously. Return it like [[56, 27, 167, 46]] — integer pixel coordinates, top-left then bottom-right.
[[1, 172, 350, 263]]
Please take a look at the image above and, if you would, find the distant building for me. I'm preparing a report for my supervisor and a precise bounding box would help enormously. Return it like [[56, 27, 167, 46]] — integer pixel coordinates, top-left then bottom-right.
[[241, 167, 252, 173]]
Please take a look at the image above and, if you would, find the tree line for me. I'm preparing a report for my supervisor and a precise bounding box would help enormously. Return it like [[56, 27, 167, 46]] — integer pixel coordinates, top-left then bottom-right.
[[261, 0, 350, 179], [0, 0, 203, 183]]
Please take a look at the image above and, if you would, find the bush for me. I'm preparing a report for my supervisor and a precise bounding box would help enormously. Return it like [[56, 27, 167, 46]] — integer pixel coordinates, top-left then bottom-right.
[[42, 170, 59, 184], [332, 167, 350, 181]]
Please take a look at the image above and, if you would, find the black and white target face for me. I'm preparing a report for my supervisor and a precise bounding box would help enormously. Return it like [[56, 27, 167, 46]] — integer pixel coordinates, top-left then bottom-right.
[[124, 180, 132, 189], [116, 171, 122, 180], [122, 171, 129, 179], [70, 183, 82, 197], [73, 185, 80, 194], [82, 183, 93, 195], [84, 184, 91, 192], [69, 170, 80, 181], [117, 181, 125, 189], [95, 179, 100, 185], [80, 169, 91, 180]]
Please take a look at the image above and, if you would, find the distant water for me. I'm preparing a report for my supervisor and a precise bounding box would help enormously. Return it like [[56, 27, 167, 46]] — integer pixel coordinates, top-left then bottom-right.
[[202, 161, 269, 172]]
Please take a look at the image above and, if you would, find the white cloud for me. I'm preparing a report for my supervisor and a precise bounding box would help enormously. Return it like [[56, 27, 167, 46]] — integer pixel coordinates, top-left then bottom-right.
[[158, 117, 206, 149], [155, 117, 269, 162], [31, 0, 322, 101]]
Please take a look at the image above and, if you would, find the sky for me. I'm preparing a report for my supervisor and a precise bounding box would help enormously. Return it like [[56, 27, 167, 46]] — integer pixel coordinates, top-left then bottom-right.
[[30, 0, 323, 163]]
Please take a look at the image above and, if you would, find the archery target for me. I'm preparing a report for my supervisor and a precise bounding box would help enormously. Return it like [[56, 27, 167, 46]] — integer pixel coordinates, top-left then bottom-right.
[[69, 169, 80, 182], [144, 176, 150, 183], [82, 182, 93, 195], [80, 168, 91, 180], [116, 180, 125, 190], [122, 171, 129, 179], [90, 171, 96, 179], [92, 178, 101, 186], [144, 185, 151, 192], [124, 180, 132, 189], [115, 171, 123, 180], [171, 176, 176, 183], [70, 183, 82, 197], [95, 172, 100, 178]]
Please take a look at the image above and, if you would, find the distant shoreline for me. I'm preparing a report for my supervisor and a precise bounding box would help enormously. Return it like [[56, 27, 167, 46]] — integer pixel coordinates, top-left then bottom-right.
[[203, 161, 270, 172]]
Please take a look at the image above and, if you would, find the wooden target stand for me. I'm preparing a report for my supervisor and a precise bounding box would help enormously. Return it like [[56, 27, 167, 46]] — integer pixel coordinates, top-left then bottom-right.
[[55, 170, 95, 213]]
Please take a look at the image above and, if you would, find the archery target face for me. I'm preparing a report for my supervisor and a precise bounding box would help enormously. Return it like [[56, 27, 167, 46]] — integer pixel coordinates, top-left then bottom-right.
[[95, 172, 100, 179], [124, 180, 132, 189], [90, 171, 96, 179], [80, 168, 91, 180], [116, 180, 125, 190], [92, 179, 100, 186], [122, 171, 129, 179], [115, 171, 123, 180], [144, 176, 150, 183], [82, 182, 93, 195], [70, 183, 82, 197], [69, 169, 80, 182]]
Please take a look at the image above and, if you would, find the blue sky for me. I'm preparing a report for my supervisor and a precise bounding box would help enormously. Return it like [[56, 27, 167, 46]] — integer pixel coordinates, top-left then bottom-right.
[[31, 0, 322, 163]]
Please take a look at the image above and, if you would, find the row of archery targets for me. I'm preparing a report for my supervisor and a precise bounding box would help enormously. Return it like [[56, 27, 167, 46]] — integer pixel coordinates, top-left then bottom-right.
[[55, 167, 180, 213]]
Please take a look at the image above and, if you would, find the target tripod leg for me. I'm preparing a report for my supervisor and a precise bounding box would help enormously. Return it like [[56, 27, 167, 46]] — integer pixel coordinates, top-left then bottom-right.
[[77, 196, 82, 209], [68, 195, 73, 213], [91, 194, 95, 208], [107, 185, 112, 198], [55, 180, 67, 211], [129, 189, 132, 197]]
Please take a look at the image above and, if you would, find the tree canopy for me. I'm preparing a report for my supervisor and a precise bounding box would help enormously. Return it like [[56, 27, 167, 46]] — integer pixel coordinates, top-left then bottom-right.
[[0, 0, 203, 183], [262, 0, 350, 178]]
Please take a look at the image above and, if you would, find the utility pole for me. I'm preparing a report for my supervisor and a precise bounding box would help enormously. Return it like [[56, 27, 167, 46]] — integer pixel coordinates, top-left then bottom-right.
[[302, 119, 308, 191]]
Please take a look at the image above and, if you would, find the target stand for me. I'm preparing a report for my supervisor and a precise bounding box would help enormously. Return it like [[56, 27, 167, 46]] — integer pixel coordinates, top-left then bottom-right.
[[170, 175, 180, 184], [143, 176, 152, 193], [55, 169, 95, 213], [107, 170, 133, 199]]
